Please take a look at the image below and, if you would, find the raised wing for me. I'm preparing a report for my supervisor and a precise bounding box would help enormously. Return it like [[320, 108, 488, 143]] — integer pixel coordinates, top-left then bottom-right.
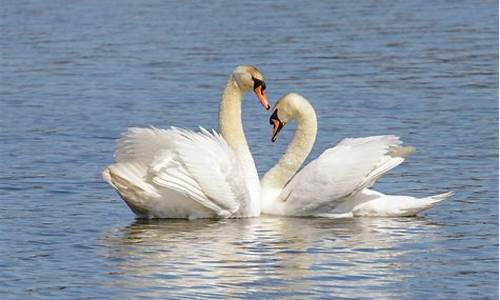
[[150, 127, 250, 216], [115, 127, 175, 165], [111, 127, 250, 218], [279, 135, 414, 215]]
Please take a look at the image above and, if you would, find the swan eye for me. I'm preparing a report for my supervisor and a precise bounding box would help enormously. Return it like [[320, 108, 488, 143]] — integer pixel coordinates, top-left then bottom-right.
[[252, 77, 264, 89]]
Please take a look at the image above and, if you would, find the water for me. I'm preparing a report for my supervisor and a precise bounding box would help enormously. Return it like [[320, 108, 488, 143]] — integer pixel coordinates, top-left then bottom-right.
[[1, 0, 498, 298]]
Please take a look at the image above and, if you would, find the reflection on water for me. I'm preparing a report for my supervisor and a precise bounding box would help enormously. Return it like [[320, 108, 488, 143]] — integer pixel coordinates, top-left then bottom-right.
[[101, 217, 440, 298]]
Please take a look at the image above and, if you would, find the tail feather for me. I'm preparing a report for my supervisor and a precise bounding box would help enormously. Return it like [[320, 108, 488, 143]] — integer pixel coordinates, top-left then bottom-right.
[[351, 190, 452, 217], [102, 162, 159, 216], [402, 191, 453, 214]]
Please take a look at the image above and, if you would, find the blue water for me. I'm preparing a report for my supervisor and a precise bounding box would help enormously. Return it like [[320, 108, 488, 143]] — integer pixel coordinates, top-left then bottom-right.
[[1, 0, 498, 299]]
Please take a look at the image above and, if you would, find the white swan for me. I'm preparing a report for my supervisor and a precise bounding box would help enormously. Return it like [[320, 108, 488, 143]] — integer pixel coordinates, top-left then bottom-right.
[[261, 93, 452, 217], [102, 65, 270, 219]]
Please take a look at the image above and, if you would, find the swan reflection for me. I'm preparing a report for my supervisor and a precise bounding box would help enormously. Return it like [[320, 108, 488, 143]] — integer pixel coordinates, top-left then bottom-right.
[[101, 217, 441, 298]]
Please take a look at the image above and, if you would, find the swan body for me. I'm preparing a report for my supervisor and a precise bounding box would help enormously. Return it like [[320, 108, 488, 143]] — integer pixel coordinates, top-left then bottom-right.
[[261, 93, 452, 217], [103, 66, 269, 219]]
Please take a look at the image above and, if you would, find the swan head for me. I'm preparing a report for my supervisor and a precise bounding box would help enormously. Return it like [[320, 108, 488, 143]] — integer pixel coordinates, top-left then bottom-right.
[[269, 93, 313, 142], [232, 65, 270, 110]]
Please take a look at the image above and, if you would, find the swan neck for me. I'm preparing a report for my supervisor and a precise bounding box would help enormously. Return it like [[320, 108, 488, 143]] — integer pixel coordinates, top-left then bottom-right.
[[219, 76, 248, 156], [218, 75, 260, 215], [262, 107, 317, 191]]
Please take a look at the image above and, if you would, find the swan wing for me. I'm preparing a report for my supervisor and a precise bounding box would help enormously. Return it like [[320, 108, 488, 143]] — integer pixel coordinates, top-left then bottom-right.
[[279, 135, 413, 214], [149, 127, 250, 217], [114, 126, 175, 165], [110, 127, 250, 217]]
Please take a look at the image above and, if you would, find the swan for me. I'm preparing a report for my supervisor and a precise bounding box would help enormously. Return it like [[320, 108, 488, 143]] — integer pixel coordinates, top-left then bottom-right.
[[102, 65, 270, 219], [261, 93, 452, 217]]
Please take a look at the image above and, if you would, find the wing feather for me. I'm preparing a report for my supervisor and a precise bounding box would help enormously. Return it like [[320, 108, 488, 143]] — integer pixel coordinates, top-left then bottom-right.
[[111, 126, 250, 217], [149, 127, 250, 216], [115, 127, 175, 164], [280, 135, 413, 215]]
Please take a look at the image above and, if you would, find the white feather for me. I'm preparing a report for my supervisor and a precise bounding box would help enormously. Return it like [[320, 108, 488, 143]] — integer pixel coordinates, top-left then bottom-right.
[[261, 93, 450, 218], [104, 127, 251, 219], [278, 136, 406, 215]]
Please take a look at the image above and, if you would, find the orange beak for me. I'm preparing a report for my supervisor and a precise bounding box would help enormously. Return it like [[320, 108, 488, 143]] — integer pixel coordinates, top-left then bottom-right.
[[254, 86, 270, 110], [271, 119, 281, 142], [270, 109, 284, 143]]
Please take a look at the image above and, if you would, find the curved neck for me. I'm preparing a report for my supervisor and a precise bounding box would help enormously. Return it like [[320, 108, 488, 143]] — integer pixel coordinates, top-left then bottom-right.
[[218, 75, 260, 215], [262, 106, 317, 192], [218, 76, 249, 157]]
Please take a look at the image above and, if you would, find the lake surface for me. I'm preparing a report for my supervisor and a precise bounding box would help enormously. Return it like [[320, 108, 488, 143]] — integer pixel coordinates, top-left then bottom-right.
[[1, 0, 498, 298]]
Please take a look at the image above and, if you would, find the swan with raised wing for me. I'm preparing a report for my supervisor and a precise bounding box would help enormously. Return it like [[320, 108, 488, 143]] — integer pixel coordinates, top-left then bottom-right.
[[103, 65, 269, 219], [261, 93, 452, 217]]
